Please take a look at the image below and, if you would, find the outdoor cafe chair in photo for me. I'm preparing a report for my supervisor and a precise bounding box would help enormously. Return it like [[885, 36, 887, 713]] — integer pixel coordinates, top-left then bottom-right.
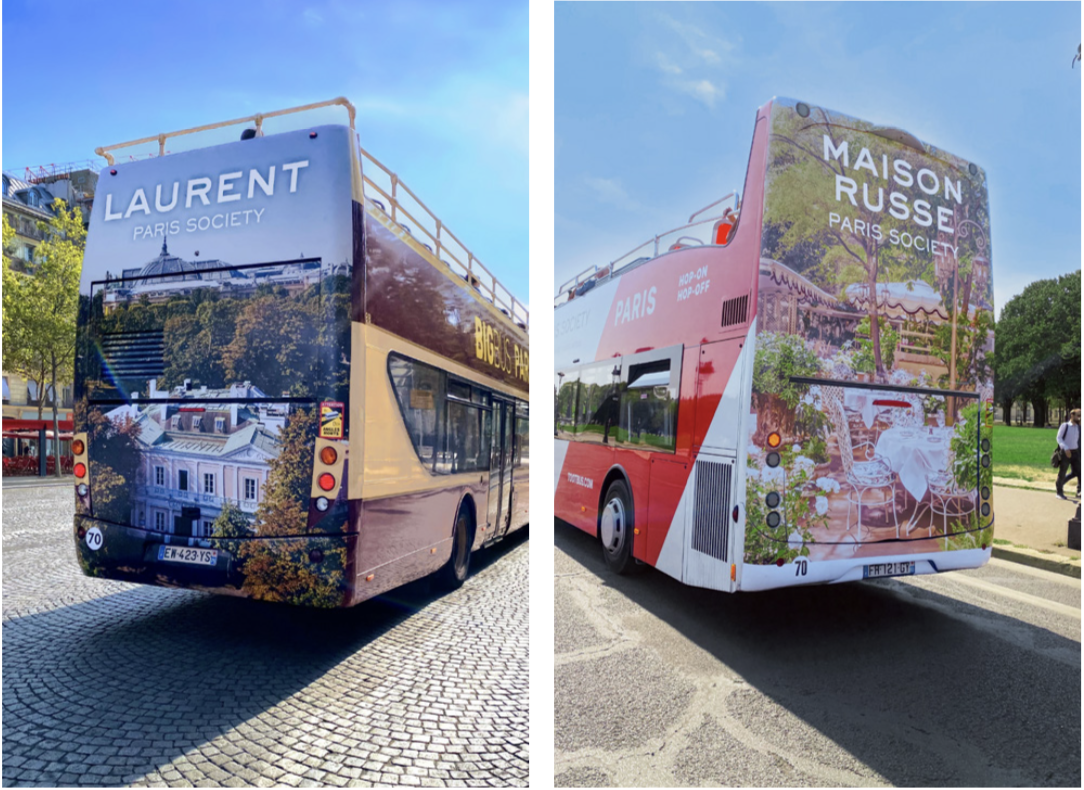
[[823, 386, 901, 540], [926, 464, 977, 549]]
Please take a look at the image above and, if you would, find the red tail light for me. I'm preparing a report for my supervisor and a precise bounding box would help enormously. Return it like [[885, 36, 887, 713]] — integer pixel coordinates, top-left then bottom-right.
[[74, 462, 87, 479], [318, 473, 336, 491], [72, 439, 85, 455]]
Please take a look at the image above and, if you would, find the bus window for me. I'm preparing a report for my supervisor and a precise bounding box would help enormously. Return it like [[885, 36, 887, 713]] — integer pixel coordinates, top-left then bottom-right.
[[555, 372, 581, 439], [578, 362, 621, 443], [514, 404, 529, 468], [444, 388, 490, 474], [619, 359, 678, 452], [388, 354, 445, 471]]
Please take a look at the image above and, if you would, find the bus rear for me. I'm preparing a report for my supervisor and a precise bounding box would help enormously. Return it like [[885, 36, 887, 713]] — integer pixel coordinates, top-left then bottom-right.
[[73, 108, 357, 606], [554, 97, 993, 592], [743, 97, 994, 590]]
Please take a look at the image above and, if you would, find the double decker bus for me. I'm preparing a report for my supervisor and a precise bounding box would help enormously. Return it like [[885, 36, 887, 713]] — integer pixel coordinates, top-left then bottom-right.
[[73, 98, 529, 608], [555, 97, 993, 592]]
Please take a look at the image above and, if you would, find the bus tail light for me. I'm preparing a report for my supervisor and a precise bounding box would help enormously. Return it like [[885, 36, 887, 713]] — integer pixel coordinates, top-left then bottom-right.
[[71, 439, 85, 456], [767, 432, 782, 448], [318, 473, 336, 492], [320, 446, 338, 465], [74, 462, 87, 479], [315, 497, 330, 512]]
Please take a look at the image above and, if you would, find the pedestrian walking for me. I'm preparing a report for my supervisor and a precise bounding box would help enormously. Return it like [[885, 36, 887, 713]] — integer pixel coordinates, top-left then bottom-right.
[[1055, 408, 1080, 500]]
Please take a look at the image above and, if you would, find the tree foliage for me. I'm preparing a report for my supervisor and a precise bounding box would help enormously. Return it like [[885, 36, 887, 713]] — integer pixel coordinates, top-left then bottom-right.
[[2, 201, 85, 472], [993, 270, 1081, 425]]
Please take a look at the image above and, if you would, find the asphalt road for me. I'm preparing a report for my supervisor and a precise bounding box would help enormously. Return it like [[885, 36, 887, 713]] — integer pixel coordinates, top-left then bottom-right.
[[2, 484, 529, 788], [554, 520, 1081, 788]]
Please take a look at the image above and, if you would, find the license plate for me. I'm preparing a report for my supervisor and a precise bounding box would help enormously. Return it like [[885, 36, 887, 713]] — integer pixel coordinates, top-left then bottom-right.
[[158, 545, 218, 566], [864, 561, 915, 579]]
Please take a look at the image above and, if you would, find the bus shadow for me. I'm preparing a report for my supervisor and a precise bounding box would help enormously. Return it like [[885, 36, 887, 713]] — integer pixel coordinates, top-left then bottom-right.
[[555, 523, 1080, 787], [2, 529, 527, 786]]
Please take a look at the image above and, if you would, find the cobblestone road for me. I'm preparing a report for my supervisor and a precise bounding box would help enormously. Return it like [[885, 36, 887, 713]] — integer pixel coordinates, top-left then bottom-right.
[[3, 484, 529, 787]]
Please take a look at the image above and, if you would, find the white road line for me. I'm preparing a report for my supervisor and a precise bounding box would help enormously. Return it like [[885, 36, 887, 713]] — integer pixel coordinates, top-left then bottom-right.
[[902, 570, 1081, 619], [987, 556, 1082, 588]]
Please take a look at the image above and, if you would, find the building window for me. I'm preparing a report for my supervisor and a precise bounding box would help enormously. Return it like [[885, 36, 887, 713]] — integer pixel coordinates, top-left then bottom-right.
[[244, 478, 257, 501], [192, 416, 202, 431], [26, 380, 39, 404], [2, 376, 9, 403], [178, 469, 189, 491], [171, 415, 181, 430], [155, 466, 165, 487], [215, 417, 225, 433], [203, 473, 215, 495], [154, 511, 166, 531], [203, 519, 215, 537], [140, 510, 146, 526]]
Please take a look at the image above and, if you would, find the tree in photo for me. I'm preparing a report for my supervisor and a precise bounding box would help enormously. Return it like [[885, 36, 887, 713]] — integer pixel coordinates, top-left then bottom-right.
[[233, 407, 348, 607], [79, 400, 142, 523], [2, 201, 85, 474]]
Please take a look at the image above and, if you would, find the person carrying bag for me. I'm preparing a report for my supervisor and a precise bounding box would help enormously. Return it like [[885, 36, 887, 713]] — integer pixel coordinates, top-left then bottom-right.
[[1055, 409, 1080, 500]]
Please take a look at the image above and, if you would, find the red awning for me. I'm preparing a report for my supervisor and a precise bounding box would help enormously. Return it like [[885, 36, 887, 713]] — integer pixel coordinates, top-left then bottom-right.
[[2, 418, 75, 432]]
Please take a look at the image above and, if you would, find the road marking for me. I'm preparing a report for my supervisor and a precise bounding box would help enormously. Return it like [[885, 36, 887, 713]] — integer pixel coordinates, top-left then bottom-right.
[[902, 570, 1081, 619], [987, 556, 1081, 588]]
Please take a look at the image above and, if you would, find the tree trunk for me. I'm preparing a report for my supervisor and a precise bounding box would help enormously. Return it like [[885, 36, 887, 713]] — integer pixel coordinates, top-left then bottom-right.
[[1001, 399, 1012, 425], [51, 354, 62, 477], [1031, 398, 1046, 428]]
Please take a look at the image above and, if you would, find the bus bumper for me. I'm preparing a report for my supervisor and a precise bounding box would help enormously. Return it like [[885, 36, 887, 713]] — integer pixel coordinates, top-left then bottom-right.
[[73, 515, 356, 608]]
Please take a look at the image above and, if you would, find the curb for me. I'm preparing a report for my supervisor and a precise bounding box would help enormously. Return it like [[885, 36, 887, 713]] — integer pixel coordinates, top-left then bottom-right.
[[992, 546, 1081, 579]]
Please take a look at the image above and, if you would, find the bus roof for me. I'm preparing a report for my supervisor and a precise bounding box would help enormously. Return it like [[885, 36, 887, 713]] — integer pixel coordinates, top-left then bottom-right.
[[94, 97, 528, 330]]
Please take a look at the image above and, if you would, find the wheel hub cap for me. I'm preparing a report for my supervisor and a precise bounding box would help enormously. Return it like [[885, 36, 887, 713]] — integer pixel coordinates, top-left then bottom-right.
[[601, 498, 624, 551]]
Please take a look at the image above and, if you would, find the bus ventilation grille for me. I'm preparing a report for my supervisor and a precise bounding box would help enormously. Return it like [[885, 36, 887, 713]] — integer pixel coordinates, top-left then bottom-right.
[[691, 459, 732, 561], [721, 295, 748, 328], [100, 331, 165, 384]]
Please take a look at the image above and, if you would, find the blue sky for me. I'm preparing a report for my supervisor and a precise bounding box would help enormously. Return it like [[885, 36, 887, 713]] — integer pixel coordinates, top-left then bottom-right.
[[2, 0, 528, 304], [554, 1, 1081, 315]]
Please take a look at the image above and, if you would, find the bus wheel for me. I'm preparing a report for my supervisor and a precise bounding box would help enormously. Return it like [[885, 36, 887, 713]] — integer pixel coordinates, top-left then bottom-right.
[[438, 506, 473, 590], [600, 479, 641, 574]]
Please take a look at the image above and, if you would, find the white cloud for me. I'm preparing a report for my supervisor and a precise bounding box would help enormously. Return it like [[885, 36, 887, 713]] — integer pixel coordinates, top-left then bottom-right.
[[583, 176, 642, 212], [655, 52, 682, 75], [675, 79, 723, 109], [659, 13, 730, 65]]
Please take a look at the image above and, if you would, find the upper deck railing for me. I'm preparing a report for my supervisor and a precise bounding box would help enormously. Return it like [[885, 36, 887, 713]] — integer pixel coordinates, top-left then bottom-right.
[[93, 97, 528, 330], [555, 191, 739, 308]]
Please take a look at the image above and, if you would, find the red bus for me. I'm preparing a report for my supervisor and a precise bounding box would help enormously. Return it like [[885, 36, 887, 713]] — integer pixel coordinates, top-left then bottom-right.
[[555, 97, 994, 592], [73, 99, 528, 607]]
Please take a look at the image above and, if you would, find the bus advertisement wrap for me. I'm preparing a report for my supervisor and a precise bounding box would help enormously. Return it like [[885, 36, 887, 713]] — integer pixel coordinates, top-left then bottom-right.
[[747, 98, 994, 569], [75, 126, 355, 606]]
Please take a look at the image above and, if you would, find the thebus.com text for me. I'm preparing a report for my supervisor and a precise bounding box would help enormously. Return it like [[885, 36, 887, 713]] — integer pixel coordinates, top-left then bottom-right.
[[130, 209, 266, 241], [566, 473, 594, 490], [828, 212, 958, 258]]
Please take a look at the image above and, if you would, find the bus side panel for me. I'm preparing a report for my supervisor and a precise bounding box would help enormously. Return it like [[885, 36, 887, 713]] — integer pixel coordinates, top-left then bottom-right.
[[349, 481, 488, 604], [693, 340, 745, 453], [553, 442, 614, 535]]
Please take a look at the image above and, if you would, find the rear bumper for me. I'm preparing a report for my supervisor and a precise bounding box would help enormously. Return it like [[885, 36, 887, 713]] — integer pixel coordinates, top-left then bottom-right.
[[74, 515, 355, 608]]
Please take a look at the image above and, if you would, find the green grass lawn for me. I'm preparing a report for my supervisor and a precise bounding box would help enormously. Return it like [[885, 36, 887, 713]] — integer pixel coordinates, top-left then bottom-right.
[[992, 425, 1060, 484]]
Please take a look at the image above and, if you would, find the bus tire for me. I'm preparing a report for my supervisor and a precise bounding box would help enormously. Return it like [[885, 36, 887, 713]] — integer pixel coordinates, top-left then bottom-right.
[[438, 505, 473, 590], [599, 479, 642, 575]]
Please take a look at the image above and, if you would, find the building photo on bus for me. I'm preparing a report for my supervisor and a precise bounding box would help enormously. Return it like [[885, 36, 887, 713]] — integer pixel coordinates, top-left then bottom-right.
[[73, 98, 530, 609], [554, 96, 994, 593]]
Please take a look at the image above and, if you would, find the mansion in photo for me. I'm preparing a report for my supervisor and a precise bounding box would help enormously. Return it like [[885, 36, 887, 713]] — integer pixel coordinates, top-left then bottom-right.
[[104, 379, 289, 539], [98, 238, 347, 312]]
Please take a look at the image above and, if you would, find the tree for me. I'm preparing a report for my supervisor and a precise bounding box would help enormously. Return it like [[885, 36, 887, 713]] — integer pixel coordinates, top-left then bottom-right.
[[2, 201, 84, 473], [994, 271, 1081, 426]]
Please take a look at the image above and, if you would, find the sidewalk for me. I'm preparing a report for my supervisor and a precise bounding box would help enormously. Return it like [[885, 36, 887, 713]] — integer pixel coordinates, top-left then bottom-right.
[[2, 475, 73, 488], [991, 483, 1081, 578]]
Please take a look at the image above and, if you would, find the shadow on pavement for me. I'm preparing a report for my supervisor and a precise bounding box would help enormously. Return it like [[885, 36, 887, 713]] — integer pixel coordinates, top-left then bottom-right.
[[2, 527, 528, 787], [555, 522, 1079, 787]]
